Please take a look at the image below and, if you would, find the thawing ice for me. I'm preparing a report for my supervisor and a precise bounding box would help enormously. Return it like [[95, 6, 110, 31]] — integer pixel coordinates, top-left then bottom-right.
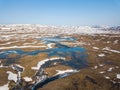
[[11, 63, 24, 81], [7, 51, 17, 54], [0, 51, 17, 55], [31, 57, 65, 70], [55, 69, 79, 78], [55, 69, 78, 75], [12, 64, 24, 71], [6, 71, 17, 82]]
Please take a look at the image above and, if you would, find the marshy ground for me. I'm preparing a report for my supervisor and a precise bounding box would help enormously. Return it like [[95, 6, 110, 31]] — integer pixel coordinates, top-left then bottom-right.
[[0, 32, 120, 90]]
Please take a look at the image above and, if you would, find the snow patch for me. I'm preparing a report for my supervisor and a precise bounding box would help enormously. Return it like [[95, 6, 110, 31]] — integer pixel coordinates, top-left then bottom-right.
[[94, 66, 98, 69], [0, 64, 9, 68], [93, 47, 99, 50], [31, 57, 65, 70], [0, 45, 46, 50], [23, 77, 32, 82], [116, 74, 120, 79], [0, 64, 3, 68], [0, 83, 9, 90], [114, 40, 119, 44], [11, 64, 24, 73], [103, 47, 120, 54], [55, 69, 78, 75], [107, 67, 114, 72], [98, 53, 105, 57], [115, 66, 119, 68], [107, 41, 110, 43], [104, 76, 110, 79], [99, 64, 104, 67], [6, 71, 17, 82], [12, 64, 24, 70], [47, 43, 55, 49], [99, 71, 105, 74]]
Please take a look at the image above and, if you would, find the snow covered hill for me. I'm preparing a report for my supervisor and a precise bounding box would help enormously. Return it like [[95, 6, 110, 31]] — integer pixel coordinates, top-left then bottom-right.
[[0, 24, 120, 34]]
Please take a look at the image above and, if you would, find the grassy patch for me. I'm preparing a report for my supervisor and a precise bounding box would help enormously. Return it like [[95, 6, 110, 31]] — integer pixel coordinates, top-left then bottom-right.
[[0, 68, 15, 86], [17, 53, 48, 77]]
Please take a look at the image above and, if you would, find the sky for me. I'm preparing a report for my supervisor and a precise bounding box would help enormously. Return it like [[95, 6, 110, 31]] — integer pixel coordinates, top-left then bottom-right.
[[0, 0, 120, 26]]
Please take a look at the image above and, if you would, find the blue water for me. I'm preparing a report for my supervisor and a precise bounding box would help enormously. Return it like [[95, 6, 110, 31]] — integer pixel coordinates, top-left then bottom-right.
[[39, 36, 76, 44], [0, 50, 25, 59], [0, 36, 87, 69], [0, 36, 88, 90], [0, 44, 87, 69]]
